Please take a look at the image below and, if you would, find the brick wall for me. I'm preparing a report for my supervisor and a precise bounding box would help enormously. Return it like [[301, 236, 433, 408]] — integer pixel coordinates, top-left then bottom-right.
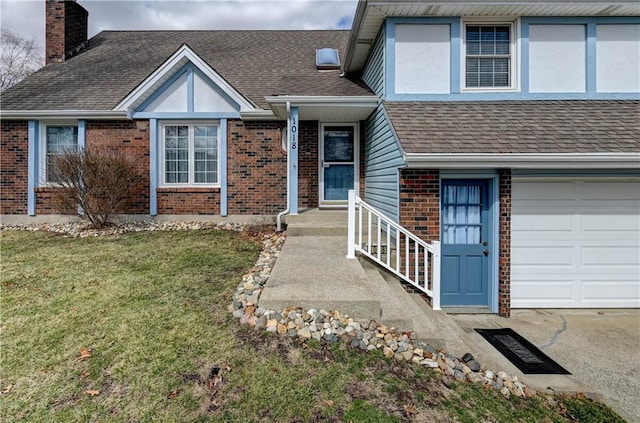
[[45, 0, 88, 64], [398, 169, 440, 242], [157, 188, 220, 215], [298, 121, 319, 209], [3, 118, 324, 216], [227, 120, 287, 214], [64, 0, 88, 58], [0, 121, 28, 214], [34, 120, 150, 214], [226, 119, 320, 215], [498, 169, 512, 317], [34, 187, 66, 214]]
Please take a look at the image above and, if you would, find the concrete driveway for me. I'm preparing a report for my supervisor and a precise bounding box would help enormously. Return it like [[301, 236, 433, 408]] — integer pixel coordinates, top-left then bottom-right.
[[451, 309, 640, 423]]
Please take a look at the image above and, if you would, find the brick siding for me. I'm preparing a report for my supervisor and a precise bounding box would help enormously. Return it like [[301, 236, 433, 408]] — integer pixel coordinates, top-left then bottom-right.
[[298, 121, 319, 209], [0, 121, 28, 214], [3, 118, 333, 216], [46, 0, 88, 64], [399, 169, 440, 243], [157, 188, 220, 215], [34, 120, 151, 214], [498, 169, 512, 317], [227, 119, 319, 215]]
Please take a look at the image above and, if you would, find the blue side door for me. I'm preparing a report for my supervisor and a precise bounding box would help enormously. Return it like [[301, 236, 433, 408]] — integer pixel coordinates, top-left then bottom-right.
[[441, 180, 490, 307]]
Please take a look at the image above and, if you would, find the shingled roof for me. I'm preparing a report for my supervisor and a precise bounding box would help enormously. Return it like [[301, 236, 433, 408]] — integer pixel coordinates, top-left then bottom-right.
[[1, 30, 373, 111], [384, 101, 640, 154]]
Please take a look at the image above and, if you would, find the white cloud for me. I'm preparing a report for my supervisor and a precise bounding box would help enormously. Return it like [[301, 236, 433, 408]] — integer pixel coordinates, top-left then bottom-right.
[[0, 0, 357, 54]]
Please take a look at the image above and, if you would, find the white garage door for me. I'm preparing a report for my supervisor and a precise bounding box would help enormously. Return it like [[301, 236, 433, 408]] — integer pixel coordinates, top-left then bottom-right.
[[511, 177, 640, 308]]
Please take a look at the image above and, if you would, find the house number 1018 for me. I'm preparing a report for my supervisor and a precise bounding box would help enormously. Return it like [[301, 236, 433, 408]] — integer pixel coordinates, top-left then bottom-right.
[[290, 116, 298, 149]]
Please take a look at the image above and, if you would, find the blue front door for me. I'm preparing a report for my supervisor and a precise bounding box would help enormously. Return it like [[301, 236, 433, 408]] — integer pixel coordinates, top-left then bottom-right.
[[441, 180, 490, 306]]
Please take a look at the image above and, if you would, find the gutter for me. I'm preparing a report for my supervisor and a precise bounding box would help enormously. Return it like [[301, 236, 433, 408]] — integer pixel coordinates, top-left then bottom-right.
[[404, 153, 640, 169], [343, 0, 369, 74], [265, 95, 379, 105], [0, 110, 128, 120], [276, 101, 292, 232]]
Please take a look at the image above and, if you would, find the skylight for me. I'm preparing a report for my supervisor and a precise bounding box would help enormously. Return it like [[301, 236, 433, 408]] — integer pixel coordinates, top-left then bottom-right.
[[316, 48, 340, 70]]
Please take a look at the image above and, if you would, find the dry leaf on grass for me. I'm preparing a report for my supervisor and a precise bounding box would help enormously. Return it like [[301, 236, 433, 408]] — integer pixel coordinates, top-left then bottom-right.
[[167, 389, 181, 399], [322, 399, 334, 407], [85, 390, 100, 397], [77, 348, 92, 362], [404, 403, 418, 415], [2, 384, 13, 395], [80, 371, 90, 379]]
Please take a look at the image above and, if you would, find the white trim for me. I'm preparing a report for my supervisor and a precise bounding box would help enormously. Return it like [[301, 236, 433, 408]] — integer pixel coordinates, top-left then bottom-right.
[[115, 44, 259, 113], [158, 121, 221, 188], [266, 96, 379, 120], [0, 111, 127, 120], [404, 153, 640, 169], [39, 121, 79, 186], [319, 122, 360, 205], [266, 95, 379, 105], [240, 110, 278, 120]]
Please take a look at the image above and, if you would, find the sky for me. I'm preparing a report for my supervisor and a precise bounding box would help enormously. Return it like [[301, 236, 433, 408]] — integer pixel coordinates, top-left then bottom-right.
[[1, 0, 358, 54]]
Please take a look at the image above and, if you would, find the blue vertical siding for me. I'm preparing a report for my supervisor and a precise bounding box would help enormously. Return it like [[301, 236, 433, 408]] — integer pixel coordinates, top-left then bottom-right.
[[362, 28, 385, 96], [364, 103, 405, 222]]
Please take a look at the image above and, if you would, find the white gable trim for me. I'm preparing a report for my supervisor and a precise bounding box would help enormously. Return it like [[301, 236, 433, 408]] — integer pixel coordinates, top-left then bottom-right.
[[114, 44, 259, 113]]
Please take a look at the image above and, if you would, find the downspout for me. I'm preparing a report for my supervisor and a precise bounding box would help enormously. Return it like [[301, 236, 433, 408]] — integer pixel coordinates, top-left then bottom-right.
[[276, 101, 291, 232]]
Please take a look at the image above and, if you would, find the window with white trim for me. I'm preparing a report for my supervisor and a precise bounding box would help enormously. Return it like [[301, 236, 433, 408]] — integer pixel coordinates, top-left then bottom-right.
[[41, 124, 79, 183], [161, 122, 219, 186], [464, 24, 513, 89]]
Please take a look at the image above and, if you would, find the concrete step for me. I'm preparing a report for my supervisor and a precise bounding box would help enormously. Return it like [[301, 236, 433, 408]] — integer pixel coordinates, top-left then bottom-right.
[[260, 236, 382, 320], [286, 209, 348, 224], [285, 209, 349, 237], [286, 224, 348, 237], [361, 258, 473, 355]]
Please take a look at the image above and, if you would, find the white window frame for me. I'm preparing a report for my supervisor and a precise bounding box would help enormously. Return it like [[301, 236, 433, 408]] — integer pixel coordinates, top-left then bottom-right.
[[39, 121, 79, 186], [461, 19, 518, 92], [159, 121, 221, 188]]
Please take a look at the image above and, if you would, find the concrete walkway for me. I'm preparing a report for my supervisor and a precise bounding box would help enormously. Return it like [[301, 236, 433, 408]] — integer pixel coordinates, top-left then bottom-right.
[[260, 209, 473, 354], [452, 309, 640, 423], [260, 210, 623, 417]]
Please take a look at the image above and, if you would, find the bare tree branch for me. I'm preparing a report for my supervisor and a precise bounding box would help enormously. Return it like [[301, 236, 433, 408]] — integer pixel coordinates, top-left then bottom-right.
[[1, 28, 43, 91]]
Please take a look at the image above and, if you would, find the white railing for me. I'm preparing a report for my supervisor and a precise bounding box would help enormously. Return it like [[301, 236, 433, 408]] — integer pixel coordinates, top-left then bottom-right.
[[346, 190, 441, 310]]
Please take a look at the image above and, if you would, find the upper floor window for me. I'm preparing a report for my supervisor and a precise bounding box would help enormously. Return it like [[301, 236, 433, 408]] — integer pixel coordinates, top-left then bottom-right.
[[465, 24, 512, 89], [161, 122, 219, 186], [42, 125, 78, 183]]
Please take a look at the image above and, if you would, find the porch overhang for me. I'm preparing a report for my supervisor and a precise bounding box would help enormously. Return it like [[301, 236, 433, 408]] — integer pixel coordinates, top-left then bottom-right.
[[403, 153, 640, 169], [265, 96, 379, 122]]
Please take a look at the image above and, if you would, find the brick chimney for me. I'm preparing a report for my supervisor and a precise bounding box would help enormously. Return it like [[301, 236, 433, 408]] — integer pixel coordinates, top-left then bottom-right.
[[45, 0, 88, 64]]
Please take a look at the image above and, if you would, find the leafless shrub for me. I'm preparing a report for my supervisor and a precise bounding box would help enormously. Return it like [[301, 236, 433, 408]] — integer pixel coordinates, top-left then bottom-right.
[[49, 147, 140, 228]]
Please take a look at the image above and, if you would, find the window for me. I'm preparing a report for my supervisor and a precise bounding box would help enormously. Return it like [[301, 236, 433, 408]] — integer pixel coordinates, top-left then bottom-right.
[[161, 122, 219, 186], [43, 125, 78, 183], [442, 184, 483, 244], [465, 24, 512, 89]]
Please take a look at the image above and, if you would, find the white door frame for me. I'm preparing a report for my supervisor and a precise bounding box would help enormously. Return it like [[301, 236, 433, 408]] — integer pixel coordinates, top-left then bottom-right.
[[318, 122, 360, 207]]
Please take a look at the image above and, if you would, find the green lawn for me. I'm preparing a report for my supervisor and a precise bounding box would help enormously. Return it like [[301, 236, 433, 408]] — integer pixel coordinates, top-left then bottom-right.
[[0, 229, 625, 422]]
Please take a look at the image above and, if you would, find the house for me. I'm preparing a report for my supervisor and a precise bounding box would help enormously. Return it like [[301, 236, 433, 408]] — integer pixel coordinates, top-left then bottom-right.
[[1, 0, 639, 316]]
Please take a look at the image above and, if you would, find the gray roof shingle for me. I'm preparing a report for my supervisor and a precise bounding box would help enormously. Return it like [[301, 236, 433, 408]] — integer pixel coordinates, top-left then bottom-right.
[[384, 101, 640, 154], [1, 30, 373, 111]]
